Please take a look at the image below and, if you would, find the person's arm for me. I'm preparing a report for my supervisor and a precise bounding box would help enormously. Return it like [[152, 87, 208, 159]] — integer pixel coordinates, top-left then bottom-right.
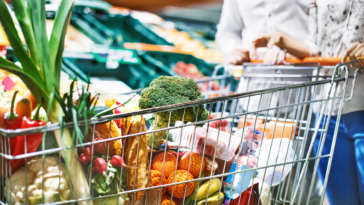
[[251, 32, 310, 59], [216, 0, 249, 64]]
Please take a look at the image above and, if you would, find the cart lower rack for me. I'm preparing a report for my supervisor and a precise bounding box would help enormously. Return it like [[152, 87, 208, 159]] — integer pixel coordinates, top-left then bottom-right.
[[0, 61, 362, 205]]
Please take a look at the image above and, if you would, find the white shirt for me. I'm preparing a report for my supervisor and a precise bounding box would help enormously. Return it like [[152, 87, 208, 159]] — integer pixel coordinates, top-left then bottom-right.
[[217, 0, 311, 116], [216, 0, 311, 58], [306, 0, 364, 57], [307, 0, 364, 115]]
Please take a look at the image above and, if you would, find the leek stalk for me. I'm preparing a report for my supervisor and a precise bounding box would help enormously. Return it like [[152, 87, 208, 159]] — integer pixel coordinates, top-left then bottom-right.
[[0, 0, 92, 204]]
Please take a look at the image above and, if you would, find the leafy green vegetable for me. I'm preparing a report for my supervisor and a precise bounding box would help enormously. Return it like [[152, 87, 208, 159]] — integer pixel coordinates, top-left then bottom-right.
[[53, 78, 99, 144], [91, 162, 126, 196], [139, 76, 208, 148]]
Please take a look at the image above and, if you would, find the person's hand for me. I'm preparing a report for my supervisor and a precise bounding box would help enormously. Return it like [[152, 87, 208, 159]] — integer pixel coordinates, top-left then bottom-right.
[[251, 32, 285, 60], [228, 46, 250, 65], [342, 42, 364, 63], [263, 49, 286, 65]]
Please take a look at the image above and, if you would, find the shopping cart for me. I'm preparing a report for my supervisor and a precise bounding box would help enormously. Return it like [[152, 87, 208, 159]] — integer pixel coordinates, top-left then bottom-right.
[[0, 60, 362, 205]]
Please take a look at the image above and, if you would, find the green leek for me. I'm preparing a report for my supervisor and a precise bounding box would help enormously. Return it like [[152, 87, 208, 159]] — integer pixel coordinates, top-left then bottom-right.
[[0, 0, 92, 204]]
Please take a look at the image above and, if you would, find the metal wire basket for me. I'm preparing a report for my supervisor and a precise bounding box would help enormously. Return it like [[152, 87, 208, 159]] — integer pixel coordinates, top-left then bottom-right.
[[0, 61, 362, 205]]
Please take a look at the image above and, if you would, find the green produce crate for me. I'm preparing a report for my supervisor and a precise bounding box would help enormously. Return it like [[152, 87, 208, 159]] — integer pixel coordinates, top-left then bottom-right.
[[70, 11, 115, 45], [63, 52, 175, 89], [143, 51, 215, 76], [62, 58, 89, 82], [71, 10, 171, 46], [70, 11, 218, 75], [97, 13, 173, 46]]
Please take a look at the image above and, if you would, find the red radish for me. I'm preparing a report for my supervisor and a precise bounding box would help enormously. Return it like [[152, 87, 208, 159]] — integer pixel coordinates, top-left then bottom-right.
[[80, 146, 92, 156], [94, 138, 107, 155], [79, 153, 91, 165], [93, 158, 107, 177], [110, 155, 129, 168]]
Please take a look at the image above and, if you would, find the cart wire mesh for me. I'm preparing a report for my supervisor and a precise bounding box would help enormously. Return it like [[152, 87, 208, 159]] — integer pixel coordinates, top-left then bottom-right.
[[0, 61, 362, 205]]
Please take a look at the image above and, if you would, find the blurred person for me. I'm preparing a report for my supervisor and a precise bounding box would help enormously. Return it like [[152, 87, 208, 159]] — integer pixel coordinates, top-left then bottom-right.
[[216, 0, 310, 65], [251, 1, 364, 205], [216, 0, 312, 118]]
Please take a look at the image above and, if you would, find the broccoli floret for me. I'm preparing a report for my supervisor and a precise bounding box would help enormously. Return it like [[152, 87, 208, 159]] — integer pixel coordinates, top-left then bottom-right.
[[139, 76, 208, 148]]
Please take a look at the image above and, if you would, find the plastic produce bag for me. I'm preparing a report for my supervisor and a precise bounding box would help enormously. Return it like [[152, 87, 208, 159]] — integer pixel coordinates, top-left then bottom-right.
[[255, 138, 295, 186]]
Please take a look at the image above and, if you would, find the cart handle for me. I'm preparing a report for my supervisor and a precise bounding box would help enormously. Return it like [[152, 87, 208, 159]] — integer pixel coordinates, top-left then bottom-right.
[[251, 49, 361, 66], [345, 65, 364, 102]]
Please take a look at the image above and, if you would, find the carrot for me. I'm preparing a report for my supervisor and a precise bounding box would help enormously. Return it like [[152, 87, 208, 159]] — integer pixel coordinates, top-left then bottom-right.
[[23, 90, 38, 111], [15, 98, 32, 118]]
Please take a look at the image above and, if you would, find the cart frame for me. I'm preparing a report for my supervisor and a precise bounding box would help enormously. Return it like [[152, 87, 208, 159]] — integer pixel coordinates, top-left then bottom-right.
[[0, 61, 362, 205]]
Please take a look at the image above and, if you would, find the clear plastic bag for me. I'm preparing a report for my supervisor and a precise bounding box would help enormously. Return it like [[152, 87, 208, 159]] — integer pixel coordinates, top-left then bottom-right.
[[169, 123, 240, 161], [255, 138, 296, 186]]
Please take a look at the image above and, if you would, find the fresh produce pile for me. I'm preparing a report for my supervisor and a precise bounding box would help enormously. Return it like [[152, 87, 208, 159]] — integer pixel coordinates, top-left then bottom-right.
[[148, 151, 225, 205], [0, 73, 269, 205]]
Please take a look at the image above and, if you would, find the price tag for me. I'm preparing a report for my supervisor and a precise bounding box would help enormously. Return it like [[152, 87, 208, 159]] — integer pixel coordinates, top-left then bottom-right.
[[91, 45, 142, 66]]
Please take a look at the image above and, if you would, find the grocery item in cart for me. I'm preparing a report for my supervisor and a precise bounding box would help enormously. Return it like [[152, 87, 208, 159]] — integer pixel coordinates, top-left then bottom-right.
[[235, 127, 266, 153], [203, 157, 219, 176], [255, 138, 295, 186], [161, 195, 177, 205], [149, 170, 168, 194], [139, 76, 208, 149], [225, 127, 265, 200], [186, 178, 222, 203], [224, 163, 256, 201], [225, 183, 262, 205], [193, 127, 240, 161], [169, 125, 240, 161], [4, 157, 72, 205], [151, 151, 178, 178], [196, 191, 225, 205], [179, 151, 206, 178], [209, 114, 230, 133], [167, 170, 195, 199], [124, 115, 148, 200]]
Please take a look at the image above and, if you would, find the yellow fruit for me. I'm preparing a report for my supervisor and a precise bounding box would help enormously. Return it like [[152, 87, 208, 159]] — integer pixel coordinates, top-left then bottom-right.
[[190, 178, 222, 201], [161, 195, 177, 205], [197, 191, 225, 205], [149, 170, 168, 195], [179, 152, 206, 178], [151, 152, 178, 178], [167, 170, 195, 199]]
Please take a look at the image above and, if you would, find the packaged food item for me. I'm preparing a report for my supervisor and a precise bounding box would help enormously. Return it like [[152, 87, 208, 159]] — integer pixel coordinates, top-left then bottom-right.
[[170, 125, 240, 161], [203, 157, 219, 176], [193, 127, 240, 161]]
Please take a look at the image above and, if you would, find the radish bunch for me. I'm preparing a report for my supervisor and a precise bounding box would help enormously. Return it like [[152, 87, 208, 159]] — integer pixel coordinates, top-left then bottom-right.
[[78, 137, 128, 173]]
